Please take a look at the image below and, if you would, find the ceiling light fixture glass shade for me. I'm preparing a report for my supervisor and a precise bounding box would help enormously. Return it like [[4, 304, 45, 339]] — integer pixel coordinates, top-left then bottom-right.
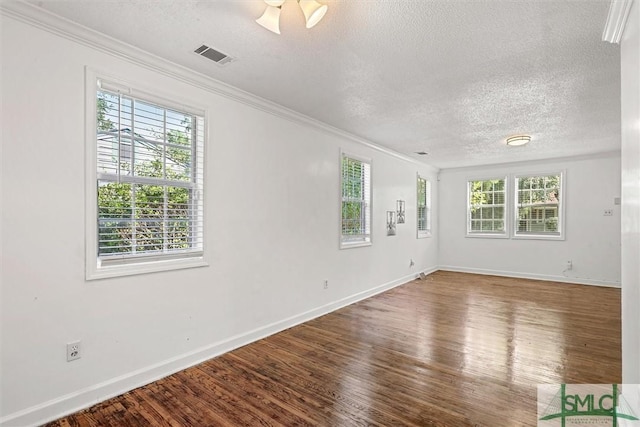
[[506, 135, 531, 146], [298, 0, 328, 28], [256, 4, 282, 34]]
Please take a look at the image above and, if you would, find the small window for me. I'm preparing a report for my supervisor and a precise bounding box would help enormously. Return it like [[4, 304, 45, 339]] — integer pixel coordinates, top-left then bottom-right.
[[514, 173, 563, 239], [341, 153, 371, 248], [417, 175, 431, 238], [87, 74, 206, 279], [467, 178, 507, 237]]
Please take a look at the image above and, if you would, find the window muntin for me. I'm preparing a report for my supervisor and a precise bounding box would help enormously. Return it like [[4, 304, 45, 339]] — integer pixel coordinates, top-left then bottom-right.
[[417, 175, 431, 238], [515, 174, 562, 237], [93, 82, 204, 271], [341, 154, 371, 247], [467, 178, 507, 235]]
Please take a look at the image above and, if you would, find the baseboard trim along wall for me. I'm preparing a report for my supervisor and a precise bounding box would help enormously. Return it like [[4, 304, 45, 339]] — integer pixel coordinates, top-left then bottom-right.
[[0, 268, 438, 427], [438, 266, 621, 288]]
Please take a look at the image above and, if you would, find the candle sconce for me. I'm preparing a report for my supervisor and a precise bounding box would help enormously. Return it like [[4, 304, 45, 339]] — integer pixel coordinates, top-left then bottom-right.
[[397, 200, 405, 224], [387, 211, 396, 236]]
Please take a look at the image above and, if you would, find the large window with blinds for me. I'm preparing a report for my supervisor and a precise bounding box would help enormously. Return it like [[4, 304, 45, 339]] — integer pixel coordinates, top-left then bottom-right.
[[417, 175, 431, 238], [86, 74, 206, 279], [341, 153, 371, 248], [467, 177, 507, 237], [514, 173, 563, 239]]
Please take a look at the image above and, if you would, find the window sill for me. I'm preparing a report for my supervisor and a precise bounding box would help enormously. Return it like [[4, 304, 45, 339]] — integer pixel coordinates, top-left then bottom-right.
[[417, 231, 432, 239], [340, 241, 372, 250], [512, 233, 565, 241], [86, 256, 209, 281], [466, 233, 509, 239]]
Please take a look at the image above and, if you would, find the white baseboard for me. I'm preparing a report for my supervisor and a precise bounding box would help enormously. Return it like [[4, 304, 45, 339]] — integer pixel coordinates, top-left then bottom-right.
[[437, 265, 621, 288], [0, 267, 437, 427]]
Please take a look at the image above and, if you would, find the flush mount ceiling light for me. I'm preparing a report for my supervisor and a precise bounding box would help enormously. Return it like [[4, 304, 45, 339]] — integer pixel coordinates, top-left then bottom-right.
[[505, 135, 531, 146], [256, 0, 328, 34]]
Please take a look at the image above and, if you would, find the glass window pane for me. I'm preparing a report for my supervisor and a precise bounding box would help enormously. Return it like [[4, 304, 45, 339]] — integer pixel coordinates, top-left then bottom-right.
[[98, 181, 133, 255], [468, 178, 505, 234], [95, 86, 203, 266]]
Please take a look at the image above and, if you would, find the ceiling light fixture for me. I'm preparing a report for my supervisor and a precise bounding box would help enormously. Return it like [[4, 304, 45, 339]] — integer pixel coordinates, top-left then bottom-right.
[[256, 0, 285, 35], [505, 135, 531, 146], [298, 0, 328, 29], [256, 0, 328, 34]]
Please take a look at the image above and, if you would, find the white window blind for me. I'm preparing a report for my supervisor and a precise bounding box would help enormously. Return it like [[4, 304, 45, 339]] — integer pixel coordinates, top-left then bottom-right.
[[417, 175, 431, 237], [341, 154, 371, 247], [515, 173, 562, 237], [95, 83, 204, 268], [467, 178, 507, 235]]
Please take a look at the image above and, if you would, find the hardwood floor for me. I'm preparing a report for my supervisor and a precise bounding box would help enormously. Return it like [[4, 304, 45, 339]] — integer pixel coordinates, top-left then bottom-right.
[[46, 271, 621, 426]]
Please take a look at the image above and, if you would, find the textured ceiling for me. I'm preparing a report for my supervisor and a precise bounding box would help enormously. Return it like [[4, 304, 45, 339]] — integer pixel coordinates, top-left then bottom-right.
[[25, 0, 620, 168]]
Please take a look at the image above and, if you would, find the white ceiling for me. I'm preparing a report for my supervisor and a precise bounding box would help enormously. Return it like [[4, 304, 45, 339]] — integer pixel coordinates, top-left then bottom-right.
[[25, 0, 621, 168]]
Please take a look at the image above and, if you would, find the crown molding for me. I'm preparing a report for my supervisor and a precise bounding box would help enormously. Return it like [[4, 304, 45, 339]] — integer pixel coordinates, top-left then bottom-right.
[[438, 150, 621, 174], [0, 0, 435, 171], [603, 0, 634, 43]]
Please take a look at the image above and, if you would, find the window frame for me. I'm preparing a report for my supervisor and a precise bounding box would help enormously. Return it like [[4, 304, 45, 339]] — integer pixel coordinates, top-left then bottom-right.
[[417, 174, 431, 238], [85, 68, 208, 280], [512, 171, 565, 241], [339, 151, 372, 249], [466, 176, 509, 239]]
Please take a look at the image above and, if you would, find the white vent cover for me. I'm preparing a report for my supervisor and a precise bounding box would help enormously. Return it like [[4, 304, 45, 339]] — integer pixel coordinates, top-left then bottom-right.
[[194, 45, 234, 66]]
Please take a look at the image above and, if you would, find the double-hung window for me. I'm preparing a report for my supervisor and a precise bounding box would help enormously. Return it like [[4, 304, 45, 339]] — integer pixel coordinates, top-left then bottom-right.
[[467, 178, 507, 237], [417, 175, 431, 238], [86, 75, 206, 279], [514, 173, 563, 239], [340, 153, 371, 248]]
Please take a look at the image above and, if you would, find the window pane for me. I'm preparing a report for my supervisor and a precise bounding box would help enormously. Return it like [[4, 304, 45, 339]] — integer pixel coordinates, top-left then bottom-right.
[[134, 183, 164, 246], [166, 112, 193, 147], [515, 174, 561, 236], [467, 178, 506, 234], [166, 146, 192, 181], [167, 187, 191, 249], [480, 207, 493, 219], [341, 155, 371, 245], [417, 176, 430, 235], [342, 201, 363, 235], [133, 140, 163, 179], [133, 100, 165, 142], [95, 85, 204, 267], [98, 181, 133, 255]]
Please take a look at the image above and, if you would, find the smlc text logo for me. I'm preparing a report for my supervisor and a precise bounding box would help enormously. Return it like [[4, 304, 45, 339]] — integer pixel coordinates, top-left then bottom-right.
[[538, 384, 640, 426]]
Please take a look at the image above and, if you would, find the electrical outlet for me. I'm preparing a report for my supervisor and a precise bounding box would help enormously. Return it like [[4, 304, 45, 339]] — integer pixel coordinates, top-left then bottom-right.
[[604, 209, 613, 216], [67, 341, 81, 362], [323, 280, 328, 290], [566, 260, 573, 271]]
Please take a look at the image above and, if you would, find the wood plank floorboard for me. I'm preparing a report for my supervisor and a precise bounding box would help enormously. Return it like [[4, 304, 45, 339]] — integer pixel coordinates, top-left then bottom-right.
[[44, 271, 621, 426]]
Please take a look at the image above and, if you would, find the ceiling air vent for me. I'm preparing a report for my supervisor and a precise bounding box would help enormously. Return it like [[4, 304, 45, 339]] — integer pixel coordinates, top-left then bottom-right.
[[194, 45, 234, 66]]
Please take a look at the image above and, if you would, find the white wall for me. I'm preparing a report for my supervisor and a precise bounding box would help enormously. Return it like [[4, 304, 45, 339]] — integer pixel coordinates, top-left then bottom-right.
[[438, 154, 621, 286], [621, 0, 640, 387], [0, 14, 438, 425]]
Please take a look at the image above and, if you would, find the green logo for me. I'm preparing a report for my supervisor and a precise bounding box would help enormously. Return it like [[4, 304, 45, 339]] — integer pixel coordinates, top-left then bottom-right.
[[538, 384, 639, 426]]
